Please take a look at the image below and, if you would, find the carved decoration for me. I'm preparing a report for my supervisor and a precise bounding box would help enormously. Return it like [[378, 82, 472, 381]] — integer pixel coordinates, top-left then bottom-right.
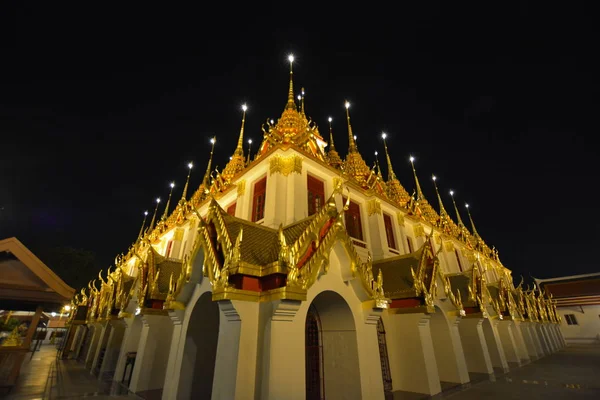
[[413, 224, 425, 238], [396, 212, 405, 227], [269, 154, 303, 176], [237, 180, 246, 196], [367, 199, 382, 216]]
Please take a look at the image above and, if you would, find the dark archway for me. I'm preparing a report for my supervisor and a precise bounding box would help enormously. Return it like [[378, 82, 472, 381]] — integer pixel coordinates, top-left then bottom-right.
[[305, 291, 361, 400], [177, 291, 220, 399]]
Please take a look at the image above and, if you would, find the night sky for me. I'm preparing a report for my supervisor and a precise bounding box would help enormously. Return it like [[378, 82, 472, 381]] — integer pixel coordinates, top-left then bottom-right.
[[1, 3, 598, 285]]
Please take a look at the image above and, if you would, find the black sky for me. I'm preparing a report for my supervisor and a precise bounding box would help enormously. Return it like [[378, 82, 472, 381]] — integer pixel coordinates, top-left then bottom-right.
[[1, 3, 598, 283]]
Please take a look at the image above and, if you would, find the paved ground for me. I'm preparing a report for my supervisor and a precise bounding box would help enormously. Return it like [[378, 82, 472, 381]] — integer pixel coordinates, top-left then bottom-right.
[[4, 343, 600, 399]]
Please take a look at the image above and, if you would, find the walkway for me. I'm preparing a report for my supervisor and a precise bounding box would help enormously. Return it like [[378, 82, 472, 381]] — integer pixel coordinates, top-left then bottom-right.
[[435, 343, 600, 399], [4, 343, 600, 399], [3, 345, 139, 399]]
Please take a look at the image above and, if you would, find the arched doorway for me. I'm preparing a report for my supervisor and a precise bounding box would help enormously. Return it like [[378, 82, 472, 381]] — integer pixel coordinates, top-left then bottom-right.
[[305, 291, 361, 400], [177, 291, 220, 399], [377, 319, 393, 396]]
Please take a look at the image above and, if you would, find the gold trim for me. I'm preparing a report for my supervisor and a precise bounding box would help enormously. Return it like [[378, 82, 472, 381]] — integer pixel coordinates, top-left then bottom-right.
[[212, 286, 307, 303], [413, 223, 425, 238], [396, 212, 405, 227], [269, 154, 303, 176], [367, 199, 382, 216], [237, 180, 246, 196], [388, 305, 435, 315]]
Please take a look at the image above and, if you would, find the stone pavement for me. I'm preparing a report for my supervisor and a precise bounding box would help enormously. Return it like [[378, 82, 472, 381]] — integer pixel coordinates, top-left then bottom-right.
[[430, 344, 600, 399], [3, 344, 139, 399], [4, 343, 600, 399]]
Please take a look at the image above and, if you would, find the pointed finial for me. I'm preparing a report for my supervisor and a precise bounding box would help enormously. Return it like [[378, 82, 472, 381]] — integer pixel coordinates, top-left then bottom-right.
[[234, 104, 247, 156], [148, 197, 161, 231], [286, 54, 296, 109], [431, 175, 447, 215], [246, 138, 253, 165], [374, 151, 383, 176], [465, 203, 480, 237], [448, 190, 465, 226], [137, 210, 149, 240], [161, 182, 175, 221], [181, 162, 193, 201], [300, 87, 305, 114], [381, 132, 398, 181], [328, 117, 337, 149], [409, 155, 425, 200], [202, 137, 216, 191], [345, 101, 358, 152]]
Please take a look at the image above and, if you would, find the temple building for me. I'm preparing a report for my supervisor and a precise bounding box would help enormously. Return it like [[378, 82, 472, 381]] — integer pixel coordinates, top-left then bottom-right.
[[62, 56, 564, 400]]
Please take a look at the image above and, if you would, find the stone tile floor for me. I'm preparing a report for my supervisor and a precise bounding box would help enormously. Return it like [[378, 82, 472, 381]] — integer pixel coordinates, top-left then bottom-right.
[[3, 343, 600, 399], [392, 344, 600, 399], [3, 345, 139, 399]]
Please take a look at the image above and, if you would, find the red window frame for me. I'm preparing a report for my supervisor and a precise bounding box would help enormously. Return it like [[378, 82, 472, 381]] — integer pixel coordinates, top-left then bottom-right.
[[227, 202, 237, 216], [252, 177, 267, 222], [383, 213, 397, 250], [307, 175, 325, 216], [342, 198, 363, 241]]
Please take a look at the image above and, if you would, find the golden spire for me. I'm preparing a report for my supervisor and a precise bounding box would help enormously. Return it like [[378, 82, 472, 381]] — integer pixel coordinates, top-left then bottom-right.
[[300, 87, 305, 115], [234, 104, 247, 157], [180, 162, 193, 201], [345, 101, 358, 153], [202, 137, 216, 190], [148, 197, 161, 231], [161, 182, 175, 221], [465, 203, 481, 238], [379, 133, 411, 207], [374, 151, 384, 180], [326, 116, 343, 168], [286, 54, 296, 110], [381, 132, 397, 181], [431, 175, 448, 216], [246, 138, 253, 165], [137, 210, 149, 240], [449, 190, 466, 227], [409, 155, 425, 201]]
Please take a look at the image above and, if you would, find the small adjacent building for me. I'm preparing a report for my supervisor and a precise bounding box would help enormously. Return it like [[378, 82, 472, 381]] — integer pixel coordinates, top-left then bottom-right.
[[536, 273, 600, 344]]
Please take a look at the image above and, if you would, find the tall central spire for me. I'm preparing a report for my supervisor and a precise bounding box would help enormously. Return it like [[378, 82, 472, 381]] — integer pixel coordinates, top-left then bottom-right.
[[345, 101, 358, 153], [234, 104, 247, 157], [286, 54, 296, 110]]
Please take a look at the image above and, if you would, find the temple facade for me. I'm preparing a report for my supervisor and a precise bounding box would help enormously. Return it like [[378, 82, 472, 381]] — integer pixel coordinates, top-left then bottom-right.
[[62, 58, 565, 400]]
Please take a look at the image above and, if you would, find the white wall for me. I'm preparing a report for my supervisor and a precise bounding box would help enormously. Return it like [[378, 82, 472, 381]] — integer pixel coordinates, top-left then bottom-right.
[[558, 305, 600, 344]]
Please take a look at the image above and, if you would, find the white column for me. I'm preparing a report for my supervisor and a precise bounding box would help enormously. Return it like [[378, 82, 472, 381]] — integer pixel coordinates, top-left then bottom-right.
[[161, 310, 185, 400], [525, 322, 544, 358], [482, 319, 509, 373], [358, 307, 385, 399], [129, 314, 174, 394], [98, 320, 126, 378], [85, 323, 102, 368], [429, 313, 470, 384], [113, 316, 143, 384], [511, 321, 531, 365], [535, 324, 550, 355], [231, 301, 260, 400], [260, 300, 304, 400], [519, 323, 539, 360], [212, 301, 242, 400], [497, 320, 521, 366], [386, 312, 441, 396], [458, 318, 494, 374]]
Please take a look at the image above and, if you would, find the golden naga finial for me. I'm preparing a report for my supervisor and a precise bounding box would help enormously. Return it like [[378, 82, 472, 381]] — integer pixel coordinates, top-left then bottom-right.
[[344, 101, 358, 153], [161, 181, 176, 221], [148, 197, 161, 232], [98, 270, 106, 285], [286, 54, 296, 110], [137, 210, 149, 241], [180, 162, 194, 201]]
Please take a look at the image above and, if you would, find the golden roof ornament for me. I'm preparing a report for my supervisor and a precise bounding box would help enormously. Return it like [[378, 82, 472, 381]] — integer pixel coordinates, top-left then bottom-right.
[[381, 133, 411, 207], [326, 117, 343, 169], [257, 55, 325, 160], [465, 203, 491, 255], [180, 162, 194, 202], [190, 137, 216, 207], [137, 210, 149, 241], [246, 138, 253, 166], [449, 190, 471, 243], [343, 101, 371, 187], [222, 105, 248, 182], [148, 197, 161, 233], [161, 182, 176, 222], [431, 175, 459, 236], [408, 156, 439, 224]]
